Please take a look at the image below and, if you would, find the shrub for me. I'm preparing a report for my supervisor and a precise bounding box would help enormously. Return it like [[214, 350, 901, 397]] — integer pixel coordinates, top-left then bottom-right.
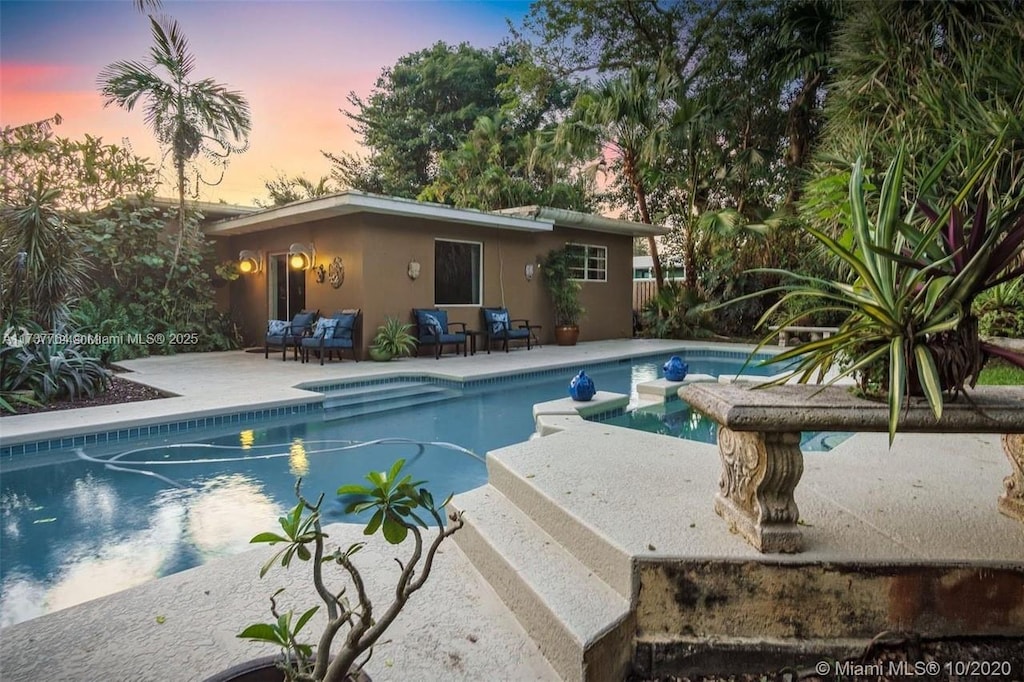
[[640, 283, 712, 339], [0, 340, 110, 406]]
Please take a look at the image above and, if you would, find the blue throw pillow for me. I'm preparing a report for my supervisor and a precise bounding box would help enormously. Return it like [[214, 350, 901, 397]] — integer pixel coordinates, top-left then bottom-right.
[[313, 318, 339, 339], [267, 320, 289, 336], [333, 314, 356, 339], [490, 310, 509, 335], [421, 312, 443, 336]]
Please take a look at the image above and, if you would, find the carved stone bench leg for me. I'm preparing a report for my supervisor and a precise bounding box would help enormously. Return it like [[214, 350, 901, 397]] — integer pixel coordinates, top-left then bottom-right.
[[714, 427, 804, 553], [999, 433, 1024, 523]]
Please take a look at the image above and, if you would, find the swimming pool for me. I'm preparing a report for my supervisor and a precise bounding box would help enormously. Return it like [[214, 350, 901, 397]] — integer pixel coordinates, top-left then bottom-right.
[[0, 352, 786, 626]]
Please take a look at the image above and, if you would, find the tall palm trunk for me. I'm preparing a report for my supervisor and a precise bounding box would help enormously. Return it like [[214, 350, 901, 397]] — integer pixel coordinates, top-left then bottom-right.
[[624, 151, 664, 289], [165, 160, 187, 289]]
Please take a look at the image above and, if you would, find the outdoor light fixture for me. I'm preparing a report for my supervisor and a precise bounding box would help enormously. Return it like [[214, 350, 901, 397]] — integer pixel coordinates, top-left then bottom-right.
[[407, 259, 421, 280], [238, 250, 262, 274], [289, 243, 315, 270], [524, 263, 536, 281]]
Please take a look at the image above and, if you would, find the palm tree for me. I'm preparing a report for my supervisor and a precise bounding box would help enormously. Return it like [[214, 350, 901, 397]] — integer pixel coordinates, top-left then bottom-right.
[[557, 68, 668, 289], [98, 15, 251, 283]]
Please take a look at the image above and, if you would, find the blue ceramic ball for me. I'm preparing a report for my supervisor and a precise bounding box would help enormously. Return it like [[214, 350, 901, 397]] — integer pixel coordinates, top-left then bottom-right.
[[663, 355, 689, 382], [569, 370, 596, 401]]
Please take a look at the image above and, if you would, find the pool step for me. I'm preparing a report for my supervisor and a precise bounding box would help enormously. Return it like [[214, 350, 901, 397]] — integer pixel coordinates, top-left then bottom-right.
[[449, 485, 633, 682], [321, 381, 462, 420]]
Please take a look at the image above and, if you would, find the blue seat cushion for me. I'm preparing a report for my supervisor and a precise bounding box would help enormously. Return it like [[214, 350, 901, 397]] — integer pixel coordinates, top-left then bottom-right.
[[500, 327, 530, 340]]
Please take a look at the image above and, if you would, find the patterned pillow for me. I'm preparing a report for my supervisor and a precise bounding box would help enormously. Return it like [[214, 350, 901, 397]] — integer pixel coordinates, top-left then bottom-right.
[[267, 320, 289, 336], [313, 317, 339, 339], [490, 310, 509, 335], [420, 312, 443, 336]]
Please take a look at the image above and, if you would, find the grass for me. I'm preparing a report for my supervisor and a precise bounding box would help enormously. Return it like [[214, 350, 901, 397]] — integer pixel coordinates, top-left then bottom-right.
[[978, 359, 1024, 385]]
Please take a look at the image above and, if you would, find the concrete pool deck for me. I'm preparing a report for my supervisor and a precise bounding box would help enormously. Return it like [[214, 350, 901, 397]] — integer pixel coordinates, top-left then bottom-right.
[[1, 340, 1022, 680]]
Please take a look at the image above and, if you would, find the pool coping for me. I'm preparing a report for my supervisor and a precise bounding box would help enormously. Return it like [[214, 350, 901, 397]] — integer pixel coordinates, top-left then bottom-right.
[[0, 340, 775, 457]]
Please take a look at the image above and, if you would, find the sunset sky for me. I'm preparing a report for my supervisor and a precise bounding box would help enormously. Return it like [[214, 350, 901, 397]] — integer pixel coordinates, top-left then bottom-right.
[[0, 0, 531, 205]]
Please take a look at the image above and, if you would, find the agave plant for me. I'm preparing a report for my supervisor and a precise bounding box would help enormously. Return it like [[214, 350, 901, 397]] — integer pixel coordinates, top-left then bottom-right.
[[737, 143, 1024, 442]]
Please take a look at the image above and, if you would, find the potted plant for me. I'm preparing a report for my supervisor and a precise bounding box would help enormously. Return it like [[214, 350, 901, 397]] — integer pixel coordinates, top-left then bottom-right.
[[736, 142, 1024, 442], [218, 459, 464, 681], [540, 247, 585, 346], [368, 316, 416, 361]]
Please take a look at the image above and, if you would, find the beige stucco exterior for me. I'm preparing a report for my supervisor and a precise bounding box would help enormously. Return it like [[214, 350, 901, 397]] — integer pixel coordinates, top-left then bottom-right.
[[206, 194, 664, 359]]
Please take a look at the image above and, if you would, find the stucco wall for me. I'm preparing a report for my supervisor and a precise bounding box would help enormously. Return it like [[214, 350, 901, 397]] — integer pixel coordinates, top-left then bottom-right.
[[220, 212, 634, 358]]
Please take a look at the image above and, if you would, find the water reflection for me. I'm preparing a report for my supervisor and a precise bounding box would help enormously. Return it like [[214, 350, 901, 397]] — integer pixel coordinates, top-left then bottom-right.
[[0, 468, 282, 628]]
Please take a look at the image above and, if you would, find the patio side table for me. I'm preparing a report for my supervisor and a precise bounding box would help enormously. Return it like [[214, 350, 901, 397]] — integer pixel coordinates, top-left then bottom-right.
[[466, 330, 485, 356], [527, 325, 542, 348]]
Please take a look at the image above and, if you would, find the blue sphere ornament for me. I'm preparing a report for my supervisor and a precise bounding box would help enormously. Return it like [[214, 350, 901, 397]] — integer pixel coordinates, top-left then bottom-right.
[[568, 370, 596, 401], [663, 355, 689, 382]]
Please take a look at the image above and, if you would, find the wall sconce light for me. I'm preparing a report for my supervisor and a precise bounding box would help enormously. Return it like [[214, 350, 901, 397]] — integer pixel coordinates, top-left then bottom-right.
[[238, 249, 262, 275], [289, 243, 315, 270], [407, 259, 421, 280], [524, 263, 536, 281]]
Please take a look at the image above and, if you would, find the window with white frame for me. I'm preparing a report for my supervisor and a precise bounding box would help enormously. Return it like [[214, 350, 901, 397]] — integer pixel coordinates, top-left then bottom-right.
[[567, 243, 607, 281], [434, 239, 482, 305]]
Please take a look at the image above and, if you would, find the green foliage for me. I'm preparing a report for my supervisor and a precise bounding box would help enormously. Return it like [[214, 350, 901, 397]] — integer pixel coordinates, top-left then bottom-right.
[[0, 181, 91, 330], [978, 360, 1024, 386], [640, 283, 712, 340], [76, 200, 242, 356], [738, 145, 1023, 443], [540, 247, 584, 326], [330, 42, 508, 198], [419, 114, 593, 211], [807, 0, 1024, 221], [240, 462, 463, 681], [98, 15, 251, 285], [976, 280, 1024, 339], [371, 317, 417, 358], [1, 340, 111, 406], [0, 116, 156, 212], [255, 173, 337, 208]]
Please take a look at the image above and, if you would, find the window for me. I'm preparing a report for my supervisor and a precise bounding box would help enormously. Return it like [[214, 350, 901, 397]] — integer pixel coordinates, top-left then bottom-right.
[[434, 239, 482, 305], [567, 243, 607, 281]]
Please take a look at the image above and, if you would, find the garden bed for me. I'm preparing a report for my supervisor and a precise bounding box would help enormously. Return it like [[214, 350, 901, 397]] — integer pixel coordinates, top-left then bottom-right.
[[0, 374, 166, 417]]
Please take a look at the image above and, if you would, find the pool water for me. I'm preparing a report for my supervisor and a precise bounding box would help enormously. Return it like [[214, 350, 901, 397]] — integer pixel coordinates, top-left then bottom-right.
[[602, 400, 852, 451], [0, 353, 812, 626]]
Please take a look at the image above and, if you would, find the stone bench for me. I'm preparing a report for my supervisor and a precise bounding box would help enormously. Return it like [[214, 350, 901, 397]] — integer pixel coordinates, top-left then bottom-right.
[[680, 383, 1024, 553], [772, 325, 840, 347]]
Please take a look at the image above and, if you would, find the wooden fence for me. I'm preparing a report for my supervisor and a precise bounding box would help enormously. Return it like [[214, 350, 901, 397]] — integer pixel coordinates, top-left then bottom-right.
[[633, 280, 658, 311]]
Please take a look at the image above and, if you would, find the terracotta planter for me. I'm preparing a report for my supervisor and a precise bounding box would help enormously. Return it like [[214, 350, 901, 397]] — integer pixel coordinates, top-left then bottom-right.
[[554, 325, 579, 346], [204, 656, 370, 682]]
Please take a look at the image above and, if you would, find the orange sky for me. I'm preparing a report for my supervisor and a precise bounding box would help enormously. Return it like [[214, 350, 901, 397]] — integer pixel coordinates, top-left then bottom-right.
[[0, 0, 530, 205]]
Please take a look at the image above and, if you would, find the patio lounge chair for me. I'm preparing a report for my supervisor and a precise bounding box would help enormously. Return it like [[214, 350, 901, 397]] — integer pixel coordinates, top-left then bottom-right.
[[301, 309, 361, 364], [264, 309, 318, 361], [412, 308, 467, 359], [481, 307, 532, 353]]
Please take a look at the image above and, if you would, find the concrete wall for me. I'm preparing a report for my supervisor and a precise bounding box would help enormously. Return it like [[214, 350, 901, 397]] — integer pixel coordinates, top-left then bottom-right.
[[220, 213, 634, 358]]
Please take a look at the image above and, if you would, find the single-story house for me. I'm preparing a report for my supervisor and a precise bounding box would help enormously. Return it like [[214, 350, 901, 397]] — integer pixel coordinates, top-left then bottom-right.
[[204, 191, 668, 358]]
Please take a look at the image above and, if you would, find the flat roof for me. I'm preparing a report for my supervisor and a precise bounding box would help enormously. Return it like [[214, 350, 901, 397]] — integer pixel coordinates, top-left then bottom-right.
[[204, 191, 667, 238]]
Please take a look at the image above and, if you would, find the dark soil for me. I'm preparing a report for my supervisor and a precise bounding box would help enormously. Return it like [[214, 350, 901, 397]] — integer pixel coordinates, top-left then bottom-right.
[[632, 635, 1024, 681], [1, 374, 167, 417]]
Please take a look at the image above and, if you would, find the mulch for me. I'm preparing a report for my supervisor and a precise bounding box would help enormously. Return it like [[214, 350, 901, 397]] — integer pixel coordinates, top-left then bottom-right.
[[1, 374, 167, 417]]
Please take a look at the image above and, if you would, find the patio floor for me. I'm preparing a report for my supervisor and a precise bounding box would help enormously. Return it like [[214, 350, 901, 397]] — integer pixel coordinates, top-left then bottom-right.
[[1, 339, 1021, 681]]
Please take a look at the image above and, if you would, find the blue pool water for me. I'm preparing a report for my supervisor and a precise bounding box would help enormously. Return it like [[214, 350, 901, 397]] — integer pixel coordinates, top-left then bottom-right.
[[0, 353, 828, 626]]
